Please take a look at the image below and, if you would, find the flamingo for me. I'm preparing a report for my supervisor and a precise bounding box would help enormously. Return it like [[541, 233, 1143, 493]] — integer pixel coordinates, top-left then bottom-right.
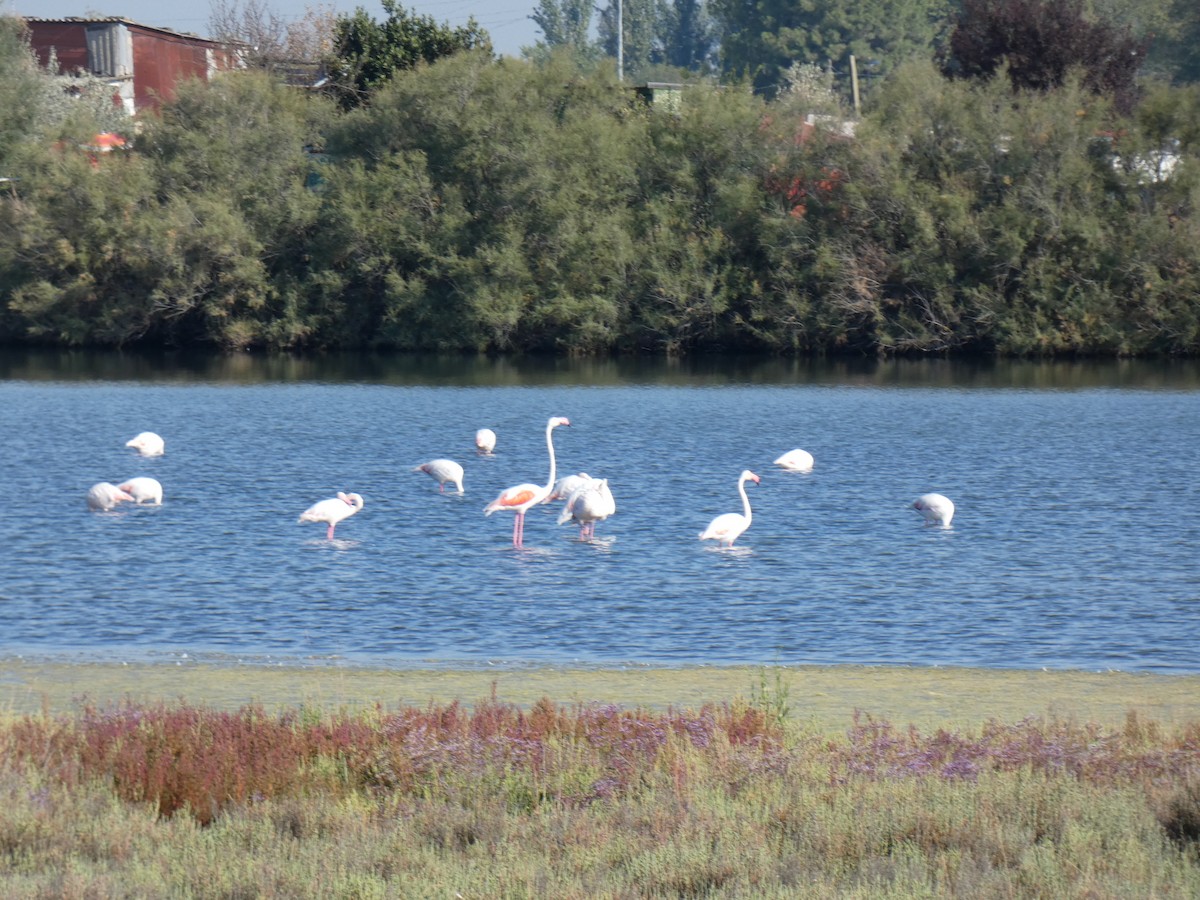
[[558, 478, 615, 540], [414, 459, 464, 493], [774, 448, 814, 472], [87, 482, 134, 511], [298, 491, 364, 540], [118, 477, 163, 505], [547, 472, 592, 502], [484, 416, 570, 548], [126, 432, 165, 457], [912, 493, 955, 527], [699, 470, 761, 547], [475, 428, 497, 454]]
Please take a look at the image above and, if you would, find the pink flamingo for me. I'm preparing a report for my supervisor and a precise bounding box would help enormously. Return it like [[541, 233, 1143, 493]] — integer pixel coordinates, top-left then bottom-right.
[[699, 470, 761, 547], [547, 472, 592, 502], [118, 476, 163, 505], [475, 428, 497, 454], [125, 432, 165, 457], [484, 416, 570, 548], [298, 491, 364, 540], [87, 482, 134, 511], [911, 493, 955, 527], [414, 459, 464, 493], [558, 478, 615, 540], [773, 448, 814, 472]]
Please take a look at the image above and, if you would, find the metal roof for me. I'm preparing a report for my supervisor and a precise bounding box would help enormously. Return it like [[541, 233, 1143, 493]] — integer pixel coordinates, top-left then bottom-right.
[[21, 17, 227, 46]]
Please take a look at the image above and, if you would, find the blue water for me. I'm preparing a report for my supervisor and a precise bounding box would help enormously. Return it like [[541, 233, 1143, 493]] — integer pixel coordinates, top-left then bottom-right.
[[2, 354, 1199, 673]]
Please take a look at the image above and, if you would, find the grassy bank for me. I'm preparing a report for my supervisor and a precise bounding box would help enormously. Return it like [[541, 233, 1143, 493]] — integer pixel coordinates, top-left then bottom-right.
[[3, 661, 1199, 897], [6, 659, 1200, 730]]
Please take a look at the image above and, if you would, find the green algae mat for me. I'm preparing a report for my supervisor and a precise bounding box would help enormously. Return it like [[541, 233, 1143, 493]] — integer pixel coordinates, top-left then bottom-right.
[[4, 659, 1198, 731]]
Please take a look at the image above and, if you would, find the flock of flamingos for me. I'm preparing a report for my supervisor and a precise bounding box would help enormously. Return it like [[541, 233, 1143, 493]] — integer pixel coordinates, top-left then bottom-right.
[[86, 418, 956, 549]]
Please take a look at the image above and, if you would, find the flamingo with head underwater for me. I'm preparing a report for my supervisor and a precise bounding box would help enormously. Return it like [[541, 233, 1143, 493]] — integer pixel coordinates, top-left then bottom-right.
[[118, 476, 163, 505], [299, 491, 364, 540], [414, 459, 464, 493], [484, 416, 570, 548], [773, 448, 814, 472], [699, 470, 761, 547], [475, 428, 497, 454], [125, 432, 165, 457], [911, 492, 955, 527], [86, 482, 134, 511]]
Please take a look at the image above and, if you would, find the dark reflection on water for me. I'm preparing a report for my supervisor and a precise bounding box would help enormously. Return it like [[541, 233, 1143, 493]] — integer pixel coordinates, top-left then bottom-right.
[[3, 347, 1200, 389], [2, 350, 1199, 674]]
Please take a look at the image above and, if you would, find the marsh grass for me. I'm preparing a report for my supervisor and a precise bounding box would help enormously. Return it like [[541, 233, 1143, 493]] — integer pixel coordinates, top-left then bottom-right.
[[1, 695, 1199, 897]]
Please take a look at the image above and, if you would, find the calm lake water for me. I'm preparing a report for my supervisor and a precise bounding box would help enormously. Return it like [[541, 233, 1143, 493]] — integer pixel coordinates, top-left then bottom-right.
[[2, 350, 1199, 674]]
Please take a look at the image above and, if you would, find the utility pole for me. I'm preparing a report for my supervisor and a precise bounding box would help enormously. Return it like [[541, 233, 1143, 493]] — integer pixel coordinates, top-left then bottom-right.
[[850, 55, 861, 116], [617, 0, 624, 81]]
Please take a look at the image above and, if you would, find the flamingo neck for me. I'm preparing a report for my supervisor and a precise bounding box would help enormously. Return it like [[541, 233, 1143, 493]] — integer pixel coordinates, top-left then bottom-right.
[[544, 423, 558, 493], [738, 476, 752, 524]]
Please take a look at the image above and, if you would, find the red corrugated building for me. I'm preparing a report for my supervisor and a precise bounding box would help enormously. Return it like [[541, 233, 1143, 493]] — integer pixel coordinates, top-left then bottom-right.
[[23, 17, 243, 114]]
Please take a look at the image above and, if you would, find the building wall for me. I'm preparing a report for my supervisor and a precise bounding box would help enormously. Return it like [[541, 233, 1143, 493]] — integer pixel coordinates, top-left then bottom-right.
[[25, 18, 242, 113], [26, 21, 90, 74]]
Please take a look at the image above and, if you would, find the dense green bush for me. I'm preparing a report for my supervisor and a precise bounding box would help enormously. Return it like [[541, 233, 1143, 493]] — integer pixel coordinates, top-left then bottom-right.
[[1, 38, 1198, 356]]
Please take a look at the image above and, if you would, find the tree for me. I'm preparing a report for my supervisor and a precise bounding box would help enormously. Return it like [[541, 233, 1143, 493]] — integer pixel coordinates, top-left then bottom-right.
[[595, 0, 670, 78], [592, 0, 718, 76], [712, 0, 949, 98], [0, 16, 58, 161], [529, 0, 594, 52], [208, 0, 338, 72], [942, 0, 1148, 111], [325, 0, 491, 108], [662, 0, 718, 73]]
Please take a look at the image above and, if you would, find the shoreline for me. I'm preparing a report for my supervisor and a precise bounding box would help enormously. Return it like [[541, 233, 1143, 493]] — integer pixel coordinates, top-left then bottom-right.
[[4, 658, 1200, 731]]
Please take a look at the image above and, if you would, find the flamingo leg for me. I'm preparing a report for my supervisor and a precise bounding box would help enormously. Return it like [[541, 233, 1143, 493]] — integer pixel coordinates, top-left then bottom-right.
[[512, 512, 523, 548], [326, 524, 335, 540]]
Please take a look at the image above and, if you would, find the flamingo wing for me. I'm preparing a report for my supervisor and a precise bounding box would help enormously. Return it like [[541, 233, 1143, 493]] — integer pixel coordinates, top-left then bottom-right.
[[486, 484, 546, 514], [699, 513, 749, 545]]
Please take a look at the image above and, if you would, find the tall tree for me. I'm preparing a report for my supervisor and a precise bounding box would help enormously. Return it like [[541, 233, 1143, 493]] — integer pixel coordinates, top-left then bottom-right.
[[325, 0, 491, 107], [0, 16, 53, 161], [942, 0, 1148, 111], [529, 0, 594, 51], [661, 0, 718, 73], [712, 0, 949, 98], [596, 0, 670, 77]]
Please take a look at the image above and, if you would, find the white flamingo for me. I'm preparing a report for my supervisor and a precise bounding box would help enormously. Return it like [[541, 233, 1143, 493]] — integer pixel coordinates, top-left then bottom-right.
[[125, 432, 165, 457], [484, 417, 570, 548], [299, 491, 364, 540], [475, 428, 497, 454], [118, 477, 163, 505], [547, 472, 592, 502], [773, 448, 814, 472], [87, 482, 134, 511], [911, 493, 955, 527], [558, 478, 615, 540], [414, 459, 464, 493], [699, 470, 761, 547]]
